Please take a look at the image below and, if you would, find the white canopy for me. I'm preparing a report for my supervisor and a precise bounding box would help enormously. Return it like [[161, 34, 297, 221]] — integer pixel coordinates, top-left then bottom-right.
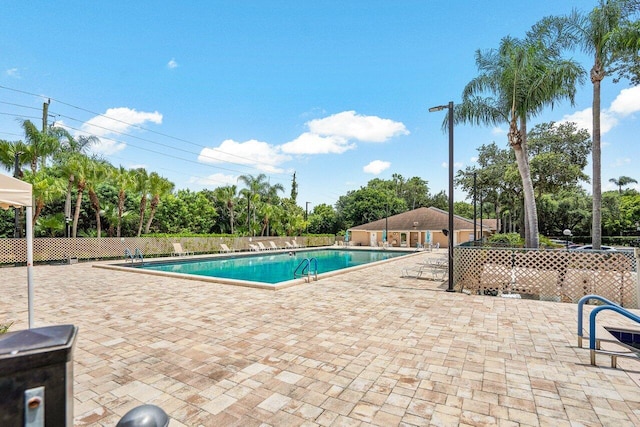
[[0, 173, 35, 328], [0, 173, 32, 209]]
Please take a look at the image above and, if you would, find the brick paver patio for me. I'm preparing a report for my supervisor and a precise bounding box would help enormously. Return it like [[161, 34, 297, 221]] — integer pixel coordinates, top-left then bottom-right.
[[2, 250, 640, 426]]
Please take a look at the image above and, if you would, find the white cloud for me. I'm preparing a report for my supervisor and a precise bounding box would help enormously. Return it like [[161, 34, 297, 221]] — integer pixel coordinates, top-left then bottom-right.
[[76, 107, 162, 155], [491, 126, 506, 135], [6, 68, 20, 78], [609, 85, 640, 117], [363, 160, 391, 174], [559, 107, 618, 135], [198, 139, 290, 173], [611, 158, 631, 167], [470, 156, 478, 163], [80, 107, 163, 138], [560, 86, 640, 136], [281, 132, 354, 155], [307, 111, 409, 142], [167, 58, 179, 69], [189, 172, 237, 187], [92, 139, 127, 155]]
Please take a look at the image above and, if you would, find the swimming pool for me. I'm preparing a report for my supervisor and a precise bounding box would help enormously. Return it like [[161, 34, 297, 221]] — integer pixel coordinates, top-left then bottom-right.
[[98, 248, 412, 289]]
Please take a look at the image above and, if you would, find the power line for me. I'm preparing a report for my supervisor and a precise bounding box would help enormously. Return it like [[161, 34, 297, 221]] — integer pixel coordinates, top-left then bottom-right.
[[0, 84, 279, 169], [0, 84, 303, 194], [49, 110, 261, 172], [60, 123, 256, 176]]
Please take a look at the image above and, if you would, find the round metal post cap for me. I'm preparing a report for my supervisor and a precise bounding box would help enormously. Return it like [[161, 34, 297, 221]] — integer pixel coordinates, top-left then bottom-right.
[[116, 405, 169, 427]]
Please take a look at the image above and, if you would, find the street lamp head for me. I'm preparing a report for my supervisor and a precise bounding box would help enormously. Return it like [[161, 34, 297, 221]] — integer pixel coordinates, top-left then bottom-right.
[[563, 229, 572, 236], [428, 105, 447, 112]]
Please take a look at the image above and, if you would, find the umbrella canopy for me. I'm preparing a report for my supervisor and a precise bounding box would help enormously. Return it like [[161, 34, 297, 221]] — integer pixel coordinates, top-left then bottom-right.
[[0, 173, 32, 209], [0, 174, 35, 328]]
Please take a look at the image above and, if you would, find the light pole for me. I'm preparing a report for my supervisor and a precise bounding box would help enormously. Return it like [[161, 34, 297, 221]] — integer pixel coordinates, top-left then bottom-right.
[[384, 205, 388, 246], [563, 229, 572, 250], [429, 101, 455, 292], [473, 172, 477, 244], [305, 202, 310, 233]]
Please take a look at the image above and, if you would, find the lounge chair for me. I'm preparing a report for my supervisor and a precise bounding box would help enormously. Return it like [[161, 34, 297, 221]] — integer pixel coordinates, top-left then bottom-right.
[[249, 244, 260, 251], [124, 248, 144, 263], [257, 242, 268, 251], [269, 241, 279, 250], [172, 242, 193, 256], [401, 264, 427, 279], [284, 241, 294, 249], [219, 244, 233, 253], [292, 240, 303, 248]]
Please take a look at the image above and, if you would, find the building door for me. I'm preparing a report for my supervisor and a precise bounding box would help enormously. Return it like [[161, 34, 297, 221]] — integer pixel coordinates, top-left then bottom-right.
[[410, 232, 419, 248], [370, 232, 377, 247]]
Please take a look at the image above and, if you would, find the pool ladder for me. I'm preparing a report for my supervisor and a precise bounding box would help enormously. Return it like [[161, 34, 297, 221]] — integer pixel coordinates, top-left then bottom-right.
[[294, 257, 318, 282], [577, 294, 640, 368]]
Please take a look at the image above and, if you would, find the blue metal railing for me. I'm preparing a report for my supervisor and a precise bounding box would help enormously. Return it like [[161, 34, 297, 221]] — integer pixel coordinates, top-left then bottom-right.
[[577, 294, 640, 367], [294, 257, 318, 282], [577, 294, 619, 348]]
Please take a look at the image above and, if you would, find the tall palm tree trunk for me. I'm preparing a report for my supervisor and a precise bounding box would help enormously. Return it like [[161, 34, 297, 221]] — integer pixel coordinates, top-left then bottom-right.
[[117, 190, 125, 237], [591, 61, 604, 249], [89, 190, 102, 238], [145, 197, 159, 234], [137, 196, 147, 237], [72, 186, 84, 238], [228, 202, 235, 234], [509, 117, 539, 248]]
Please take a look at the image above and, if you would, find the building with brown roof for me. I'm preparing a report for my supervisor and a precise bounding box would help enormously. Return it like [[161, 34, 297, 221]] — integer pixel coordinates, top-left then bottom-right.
[[347, 207, 492, 248]]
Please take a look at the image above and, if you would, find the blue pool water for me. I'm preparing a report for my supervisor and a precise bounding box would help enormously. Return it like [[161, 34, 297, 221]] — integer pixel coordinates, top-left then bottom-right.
[[136, 249, 408, 284]]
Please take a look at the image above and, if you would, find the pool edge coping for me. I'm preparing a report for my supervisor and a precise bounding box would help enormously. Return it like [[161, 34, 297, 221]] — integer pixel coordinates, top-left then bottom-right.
[[93, 247, 423, 290]]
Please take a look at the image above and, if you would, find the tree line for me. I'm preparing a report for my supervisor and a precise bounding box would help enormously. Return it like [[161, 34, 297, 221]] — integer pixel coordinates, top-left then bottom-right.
[[450, 0, 639, 248]]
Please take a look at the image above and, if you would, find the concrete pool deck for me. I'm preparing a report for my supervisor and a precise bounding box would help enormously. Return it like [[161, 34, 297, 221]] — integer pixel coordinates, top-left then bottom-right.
[[2, 249, 640, 426]]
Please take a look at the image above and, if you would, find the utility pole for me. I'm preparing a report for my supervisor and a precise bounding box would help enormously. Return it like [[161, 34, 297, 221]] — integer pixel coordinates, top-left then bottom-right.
[[41, 99, 50, 171], [42, 99, 50, 132]]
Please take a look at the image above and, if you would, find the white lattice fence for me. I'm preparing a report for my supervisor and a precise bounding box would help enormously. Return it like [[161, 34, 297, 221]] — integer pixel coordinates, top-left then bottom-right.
[[0, 236, 332, 264], [455, 247, 638, 308]]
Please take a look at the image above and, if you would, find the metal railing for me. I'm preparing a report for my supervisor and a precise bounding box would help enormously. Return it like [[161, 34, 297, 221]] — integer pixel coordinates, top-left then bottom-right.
[[293, 257, 318, 282]]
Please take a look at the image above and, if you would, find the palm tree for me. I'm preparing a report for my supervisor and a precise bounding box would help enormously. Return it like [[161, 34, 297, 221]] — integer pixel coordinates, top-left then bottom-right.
[[238, 174, 270, 235], [20, 120, 61, 173], [0, 139, 29, 176], [609, 175, 638, 193], [54, 134, 99, 222], [101, 203, 132, 237], [132, 168, 149, 237], [23, 169, 66, 224], [547, 0, 639, 248], [216, 185, 237, 234], [36, 213, 66, 238], [144, 173, 174, 234], [84, 158, 110, 238], [456, 35, 583, 248], [69, 155, 91, 238], [112, 166, 135, 237]]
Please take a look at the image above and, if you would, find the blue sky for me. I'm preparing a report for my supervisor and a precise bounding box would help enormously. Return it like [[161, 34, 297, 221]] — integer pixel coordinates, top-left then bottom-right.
[[1, 1, 639, 210]]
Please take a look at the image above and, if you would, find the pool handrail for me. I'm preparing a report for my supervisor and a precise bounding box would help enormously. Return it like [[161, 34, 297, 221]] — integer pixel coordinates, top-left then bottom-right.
[[588, 303, 640, 366], [577, 294, 619, 347], [293, 257, 318, 282]]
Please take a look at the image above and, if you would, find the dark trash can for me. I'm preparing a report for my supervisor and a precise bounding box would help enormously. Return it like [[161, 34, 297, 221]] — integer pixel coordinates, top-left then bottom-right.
[[0, 324, 78, 427]]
